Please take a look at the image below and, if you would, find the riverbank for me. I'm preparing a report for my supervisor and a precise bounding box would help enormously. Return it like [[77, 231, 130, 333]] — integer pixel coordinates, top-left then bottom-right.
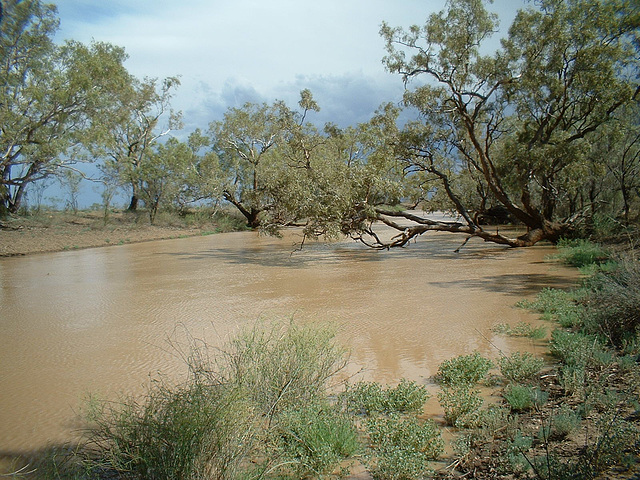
[[0, 209, 241, 257]]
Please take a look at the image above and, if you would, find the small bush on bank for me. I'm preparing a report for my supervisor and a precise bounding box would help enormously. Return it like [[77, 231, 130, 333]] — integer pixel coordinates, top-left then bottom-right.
[[517, 288, 585, 328], [553, 238, 610, 267], [275, 401, 359, 478], [503, 385, 548, 412], [366, 415, 443, 480], [342, 378, 429, 416], [438, 385, 483, 428], [81, 320, 353, 480], [498, 352, 545, 384], [435, 352, 493, 387], [221, 319, 348, 419], [492, 321, 547, 339], [84, 380, 255, 480], [582, 257, 640, 349]]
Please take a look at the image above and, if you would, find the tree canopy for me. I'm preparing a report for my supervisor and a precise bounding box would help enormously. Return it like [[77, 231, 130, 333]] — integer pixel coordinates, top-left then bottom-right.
[[2, 0, 639, 249]]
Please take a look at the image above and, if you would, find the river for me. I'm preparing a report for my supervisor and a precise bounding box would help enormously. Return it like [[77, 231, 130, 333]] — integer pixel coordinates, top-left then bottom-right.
[[0, 227, 576, 455]]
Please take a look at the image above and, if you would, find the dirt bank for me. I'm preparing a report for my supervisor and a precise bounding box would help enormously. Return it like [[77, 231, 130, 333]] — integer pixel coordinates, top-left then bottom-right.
[[0, 211, 214, 257]]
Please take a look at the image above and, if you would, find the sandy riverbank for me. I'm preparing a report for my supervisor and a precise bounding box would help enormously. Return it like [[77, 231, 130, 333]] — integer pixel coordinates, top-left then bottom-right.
[[0, 211, 216, 257]]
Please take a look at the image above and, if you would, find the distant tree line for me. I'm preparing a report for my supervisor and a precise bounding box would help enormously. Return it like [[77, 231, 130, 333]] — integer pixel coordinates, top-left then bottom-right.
[[1, 0, 638, 247]]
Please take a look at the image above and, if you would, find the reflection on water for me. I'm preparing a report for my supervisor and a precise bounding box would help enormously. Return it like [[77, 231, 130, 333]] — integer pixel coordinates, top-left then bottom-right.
[[0, 228, 576, 453]]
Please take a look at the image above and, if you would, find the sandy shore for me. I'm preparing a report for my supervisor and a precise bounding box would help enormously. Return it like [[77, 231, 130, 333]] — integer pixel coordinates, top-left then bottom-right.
[[0, 211, 213, 257]]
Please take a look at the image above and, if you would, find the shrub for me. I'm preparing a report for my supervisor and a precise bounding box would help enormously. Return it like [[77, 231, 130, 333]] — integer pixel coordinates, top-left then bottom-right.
[[492, 322, 547, 339], [221, 319, 348, 418], [498, 351, 545, 384], [275, 401, 359, 478], [549, 330, 606, 367], [582, 257, 640, 348], [549, 406, 581, 440], [82, 319, 350, 480], [435, 352, 493, 387], [438, 385, 483, 428], [343, 378, 429, 416], [366, 415, 443, 480], [84, 380, 255, 480], [503, 385, 548, 412], [518, 288, 585, 328], [554, 238, 610, 267]]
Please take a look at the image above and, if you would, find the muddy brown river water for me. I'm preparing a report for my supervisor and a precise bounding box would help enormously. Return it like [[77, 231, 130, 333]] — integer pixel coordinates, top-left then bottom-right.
[[0, 226, 577, 455]]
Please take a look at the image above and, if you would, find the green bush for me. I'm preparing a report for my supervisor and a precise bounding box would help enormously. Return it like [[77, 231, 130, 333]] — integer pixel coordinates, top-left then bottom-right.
[[84, 381, 255, 480], [518, 288, 585, 328], [438, 385, 483, 428], [343, 378, 429, 416], [554, 238, 610, 267], [366, 415, 443, 480], [550, 406, 581, 439], [503, 385, 548, 412], [492, 321, 547, 339], [435, 352, 493, 387], [222, 319, 348, 418], [498, 352, 545, 384], [582, 258, 640, 348], [275, 401, 359, 478], [82, 319, 350, 480], [549, 330, 606, 367]]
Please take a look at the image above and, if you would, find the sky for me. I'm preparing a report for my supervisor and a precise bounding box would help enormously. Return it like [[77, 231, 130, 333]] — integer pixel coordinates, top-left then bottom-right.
[[53, 0, 527, 135]]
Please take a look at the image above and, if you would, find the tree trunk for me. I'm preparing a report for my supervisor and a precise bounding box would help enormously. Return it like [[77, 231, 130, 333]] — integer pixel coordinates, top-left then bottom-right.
[[127, 194, 139, 211]]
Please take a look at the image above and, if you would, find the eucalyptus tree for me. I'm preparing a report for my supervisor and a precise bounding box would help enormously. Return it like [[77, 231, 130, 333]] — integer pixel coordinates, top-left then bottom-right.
[[209, 100, 292, 228], [0, 0, 130, 215], [137, 132, 220, 223], [368, 0, 640, 248], [94, 75, 182, 212]]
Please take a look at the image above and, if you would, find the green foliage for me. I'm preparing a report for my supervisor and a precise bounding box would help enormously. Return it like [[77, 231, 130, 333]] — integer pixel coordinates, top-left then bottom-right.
[[549, 330, 606, 367], [221, 319, 347, 418], [506, 431, 534, 474], [275, 401, 359, 479], [366, 415, 443, 480], [553, 239, 610, 268], [438, 385, 483, 428], [549, 406, 581, 440], [492, 321, 547, 339], [1, 0, 131, 214], [582, 257, 640, 348], [84, 381, 254, 480], [435, 352, 493, 387], [82, 319, 351, 480], [503, 385, 548, 412], [498, 352, 545, 384], [342, 378, 429, 416], [518, 288, 585, 328]]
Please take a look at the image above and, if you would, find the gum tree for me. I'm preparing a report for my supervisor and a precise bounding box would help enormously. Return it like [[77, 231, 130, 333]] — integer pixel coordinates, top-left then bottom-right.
[[94, 75, 182, 212], [209, 98, 297, 228], [369, 0, 639, 248], [0, 0, 130, 215]]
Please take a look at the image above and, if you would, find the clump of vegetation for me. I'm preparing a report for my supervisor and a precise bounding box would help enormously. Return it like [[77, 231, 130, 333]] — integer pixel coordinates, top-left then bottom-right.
[[517, 288, 585, 328], [498, 352, 545, 384], [552, 238, 610, 268], [342, 378, 429, 416], [80, 319, 355, 480], [582, 258, 640, 349], [366, 415, 443, 480], [503, 385, 548, 412], [435, 352, 493, 387], [275, 401, 359, 479], [492, 322, 547, 339], [438, 385, 484, 428]]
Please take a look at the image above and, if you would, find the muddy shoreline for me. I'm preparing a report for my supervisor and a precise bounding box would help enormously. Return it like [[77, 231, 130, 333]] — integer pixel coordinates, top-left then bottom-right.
[[0, 211, 216, 257]]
